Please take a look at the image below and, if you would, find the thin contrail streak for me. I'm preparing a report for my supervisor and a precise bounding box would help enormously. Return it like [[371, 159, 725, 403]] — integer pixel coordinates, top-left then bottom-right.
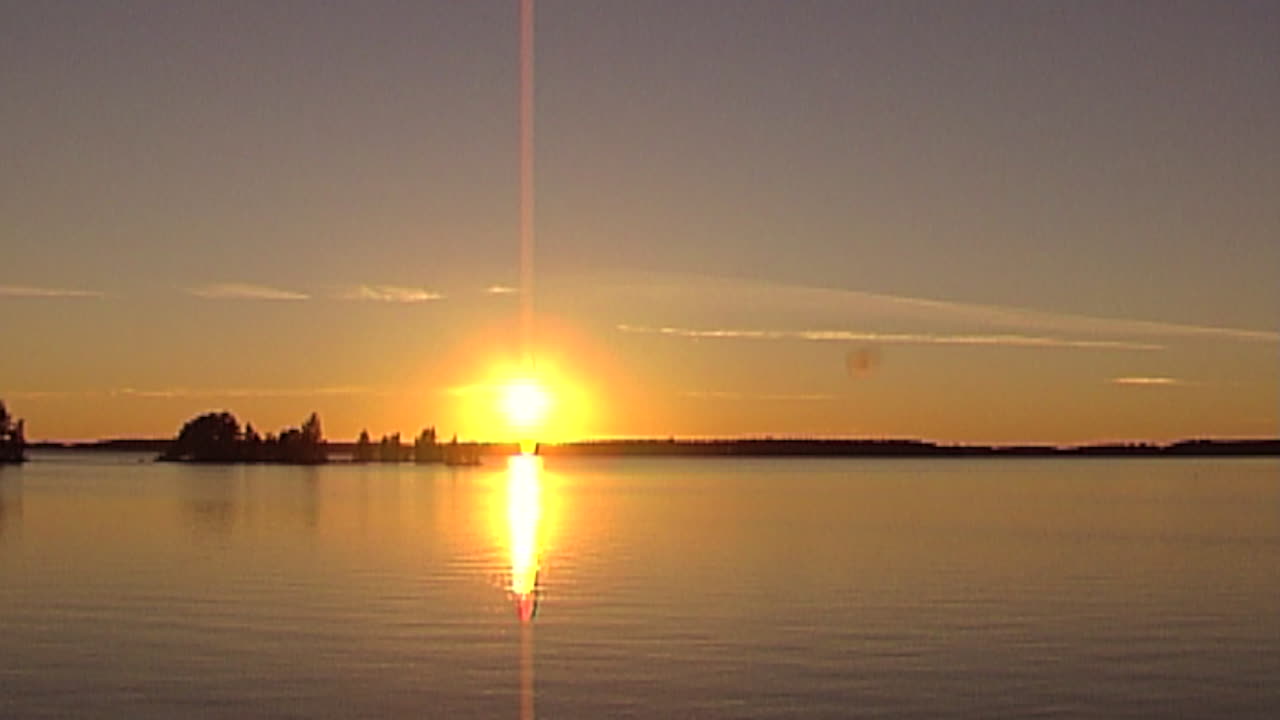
[[520, 0, 535, 370]]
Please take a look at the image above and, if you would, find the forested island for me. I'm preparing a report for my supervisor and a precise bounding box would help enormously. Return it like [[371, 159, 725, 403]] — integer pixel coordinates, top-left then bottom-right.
[[153, 410, 480, 465], [158, 411, 327, 463]]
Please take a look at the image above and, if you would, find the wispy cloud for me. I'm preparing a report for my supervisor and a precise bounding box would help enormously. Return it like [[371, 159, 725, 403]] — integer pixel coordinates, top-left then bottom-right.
[[187, 283, 309, 301], [1110, 377, 1188, 387], [110, 385, 380, 399], [442, 383, 502, 398], [868, 292, 1279, 344], [485, 285, 518, 295], [340, 285, 443, 303], [0, 284, 103, 298], [593, 271, 1279, 345], [617, 324, 1163, 351], [680, 390, 835, 401], [8, 386, 384, 400]]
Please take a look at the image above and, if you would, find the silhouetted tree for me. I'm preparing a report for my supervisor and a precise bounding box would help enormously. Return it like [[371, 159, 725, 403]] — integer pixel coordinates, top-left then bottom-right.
[[0, 400, 27, 464], [161, 411, 241, 461], [414, 426, 439, 463], [243, 422, 263, 461], [274, 428, 296, 458], [301, 413, 322, 445], [354, 429, 374, 462], [291, 412, 325, 463], [378, 432, 403, 462]]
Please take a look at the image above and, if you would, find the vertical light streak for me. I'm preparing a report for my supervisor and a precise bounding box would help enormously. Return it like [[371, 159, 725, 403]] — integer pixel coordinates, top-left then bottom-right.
[[519, 0, 536, 371]]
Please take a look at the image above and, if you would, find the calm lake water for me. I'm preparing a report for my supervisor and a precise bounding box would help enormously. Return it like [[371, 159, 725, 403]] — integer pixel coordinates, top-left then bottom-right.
[[1, 452, 1277, 718]]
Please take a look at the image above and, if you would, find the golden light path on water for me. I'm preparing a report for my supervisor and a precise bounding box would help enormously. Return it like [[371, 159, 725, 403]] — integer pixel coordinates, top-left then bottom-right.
[[506, 452, 544, 720], [507, 454, 543, 622]]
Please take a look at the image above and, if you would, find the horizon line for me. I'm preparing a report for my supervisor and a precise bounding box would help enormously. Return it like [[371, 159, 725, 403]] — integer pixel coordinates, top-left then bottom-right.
[[28, 433, 1280, 449]]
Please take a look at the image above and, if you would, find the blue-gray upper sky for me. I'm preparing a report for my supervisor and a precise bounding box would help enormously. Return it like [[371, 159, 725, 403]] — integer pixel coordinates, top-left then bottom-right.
[[2, 1, 1276, 441]]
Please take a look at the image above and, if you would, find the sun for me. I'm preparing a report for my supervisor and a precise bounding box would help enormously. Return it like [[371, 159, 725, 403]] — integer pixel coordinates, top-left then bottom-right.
[[500, 377, 551, 452], [501, 378, 550, 429], [451, 343, 593, 452]]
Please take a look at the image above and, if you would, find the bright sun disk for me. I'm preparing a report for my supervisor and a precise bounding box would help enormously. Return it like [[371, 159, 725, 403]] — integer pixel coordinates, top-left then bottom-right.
[[500, 378, 551, 445]]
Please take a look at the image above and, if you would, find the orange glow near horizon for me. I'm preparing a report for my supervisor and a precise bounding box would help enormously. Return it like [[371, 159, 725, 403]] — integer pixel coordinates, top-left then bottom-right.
[[449, 345, 594, 447], [426, 311, 627, 445]]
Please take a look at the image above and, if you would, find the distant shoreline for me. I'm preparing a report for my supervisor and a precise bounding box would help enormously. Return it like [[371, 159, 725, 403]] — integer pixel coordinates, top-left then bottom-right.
[[25, 437, 1280, 459]]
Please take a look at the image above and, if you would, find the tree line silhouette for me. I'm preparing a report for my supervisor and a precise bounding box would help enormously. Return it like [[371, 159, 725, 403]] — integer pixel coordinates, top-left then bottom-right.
[[156, 409, 479, 465], [0, 401, 27, 464], [352, 426, 482, 465], [354, 427, 442, 463], [159, 411, 326, 464], [8, 397, 1276, 463]]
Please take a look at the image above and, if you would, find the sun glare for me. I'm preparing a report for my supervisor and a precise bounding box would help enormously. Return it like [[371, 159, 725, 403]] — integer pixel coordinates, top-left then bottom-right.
[[500, 377, 552, 454], [502, 378, 550, 429], [451, 343, 593, 449]]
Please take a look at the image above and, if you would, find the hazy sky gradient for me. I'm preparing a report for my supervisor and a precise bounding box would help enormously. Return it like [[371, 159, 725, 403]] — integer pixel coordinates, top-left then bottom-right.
[[3, 1, 1276, 442]]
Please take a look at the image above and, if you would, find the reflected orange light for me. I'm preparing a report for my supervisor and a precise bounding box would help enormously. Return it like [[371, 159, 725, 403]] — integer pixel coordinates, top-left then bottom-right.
[[507, 454, 542, 622]]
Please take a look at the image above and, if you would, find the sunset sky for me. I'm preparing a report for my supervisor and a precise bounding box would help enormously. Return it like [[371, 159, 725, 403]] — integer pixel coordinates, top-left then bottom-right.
[[3, 1, 1276, 443]]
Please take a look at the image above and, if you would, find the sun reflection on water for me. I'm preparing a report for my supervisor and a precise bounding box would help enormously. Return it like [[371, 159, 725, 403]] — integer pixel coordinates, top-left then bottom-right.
[[506, 454, 543, 622], [506, 452, 543, 720]]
